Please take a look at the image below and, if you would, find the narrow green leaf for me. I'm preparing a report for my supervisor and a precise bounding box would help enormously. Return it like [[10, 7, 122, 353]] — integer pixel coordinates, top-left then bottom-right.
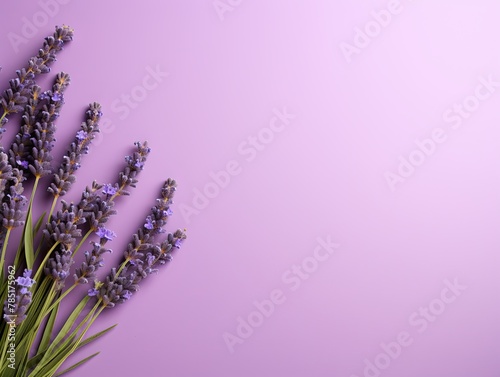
[[29, 296, 91, 373], [76, 324, 117, 350], [15, 278, 52, 342], [24, 207, 34, 270], [34, 211, 46, 234], [52, 296, 90, 346], [39, 298, 60, 353], [53, 352, 100, 377], [34, 305, 103, 377]]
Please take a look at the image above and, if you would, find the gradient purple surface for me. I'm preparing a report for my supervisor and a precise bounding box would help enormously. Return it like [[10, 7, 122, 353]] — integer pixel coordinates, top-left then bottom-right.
[[1, 1, 500, 376]]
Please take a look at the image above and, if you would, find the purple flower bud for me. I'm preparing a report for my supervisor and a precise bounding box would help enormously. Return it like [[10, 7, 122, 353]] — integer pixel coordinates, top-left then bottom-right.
[[76, 130, 88, 141], [144, 216, 154, 230], [51, 92, 62, 101], [121, 290, 132, 300], [88, 288, 98, 296], [96, 227, 116, 241], [15, 269, 35, 287], [16, 159, 28, 169], [102, 183, 117, 196]]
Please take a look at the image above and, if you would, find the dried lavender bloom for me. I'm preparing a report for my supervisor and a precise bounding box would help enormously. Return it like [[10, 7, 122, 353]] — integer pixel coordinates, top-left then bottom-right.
[[113, 141, 151, 197], [44, 245, 74, 289], [75, 181, 117, 232], [143, 178, 176, 237], [77, 181, 102, 215], [73, 240, 111, 285], [3, 269, 35, 325], [43, 201, 84, 249], [131, 229, 186, 283], [0, 25, 73, 134], [120, 179, 176, 266], [76, 142, 150, 230], [0, 151, 13, 203], [90, 267, 137, 308], [29, 72, 71, 178], [119, 179, 176, 267], [153, 229, 186, 266], [1, 169, 27, 230], [48, 103, 102, 198], [0, 79, 27, 126], [8, 85, 41, 169], [85, 196, 117, 231], [94, 180, 186, 307]]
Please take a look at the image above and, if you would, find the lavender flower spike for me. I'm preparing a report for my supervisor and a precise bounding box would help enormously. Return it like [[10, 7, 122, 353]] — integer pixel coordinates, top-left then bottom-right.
[[29, 72, 71, 178], [3, 270, 36, 325], [44, 245, 74, 289], [0, 25, 73, 136], [113, 141, 151, 197], [48, 103, 102, 197], [74, 242, 111, 285], [8, 85, 42, 168], [95, 180, 187, 308], [2, 169, 27, 230]]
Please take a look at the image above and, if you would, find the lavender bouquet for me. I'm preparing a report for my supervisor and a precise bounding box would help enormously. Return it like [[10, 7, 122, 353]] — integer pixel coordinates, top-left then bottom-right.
[[0, 25, 186, 376]]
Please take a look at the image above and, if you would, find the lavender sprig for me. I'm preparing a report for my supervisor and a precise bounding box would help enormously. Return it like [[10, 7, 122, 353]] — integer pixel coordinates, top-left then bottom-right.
[[0, 24, 189, 375], [41, 202, 84, 288], [0, 25, 73, 136], [48, 103, 101, 200], [43, 201, 84, 249], [2, 168, 27, 230], [8, 85, 41, 169], [112, 141, 151, 198], [29, 72, 71, 179], [3, 269, 35, 326], [0, 151, 13, 203], [93, 180, 186, 308], [73, 237, 112, 284]]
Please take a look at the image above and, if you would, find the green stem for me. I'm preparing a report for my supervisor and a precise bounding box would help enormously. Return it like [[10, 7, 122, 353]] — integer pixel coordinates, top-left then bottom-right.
[[29, 299, 101, 376], [42, 283, 76, 316], [72, 229, 92, 257], [34, 194, 58, 261], [30, 176, 40, 209], [47, 195, 58, 223], [0, 109, 8, 125], [33, 241, 60, 284], [0, 228, 12, 279], [115, 257, 131, 278], [109, 182, 126, 202]]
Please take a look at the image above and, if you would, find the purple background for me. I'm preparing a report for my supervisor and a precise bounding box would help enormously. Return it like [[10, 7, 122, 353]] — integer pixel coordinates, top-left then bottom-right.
[[1, 1, 500, 376]]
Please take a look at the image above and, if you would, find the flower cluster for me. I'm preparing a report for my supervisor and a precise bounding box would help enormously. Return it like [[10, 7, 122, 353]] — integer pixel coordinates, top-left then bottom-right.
[[0, 26, 187, 376], [0, 25, 73, 135], [3, 269, 36, 325], [94, 179, 186, 308], [48, 102, 102, 198]]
